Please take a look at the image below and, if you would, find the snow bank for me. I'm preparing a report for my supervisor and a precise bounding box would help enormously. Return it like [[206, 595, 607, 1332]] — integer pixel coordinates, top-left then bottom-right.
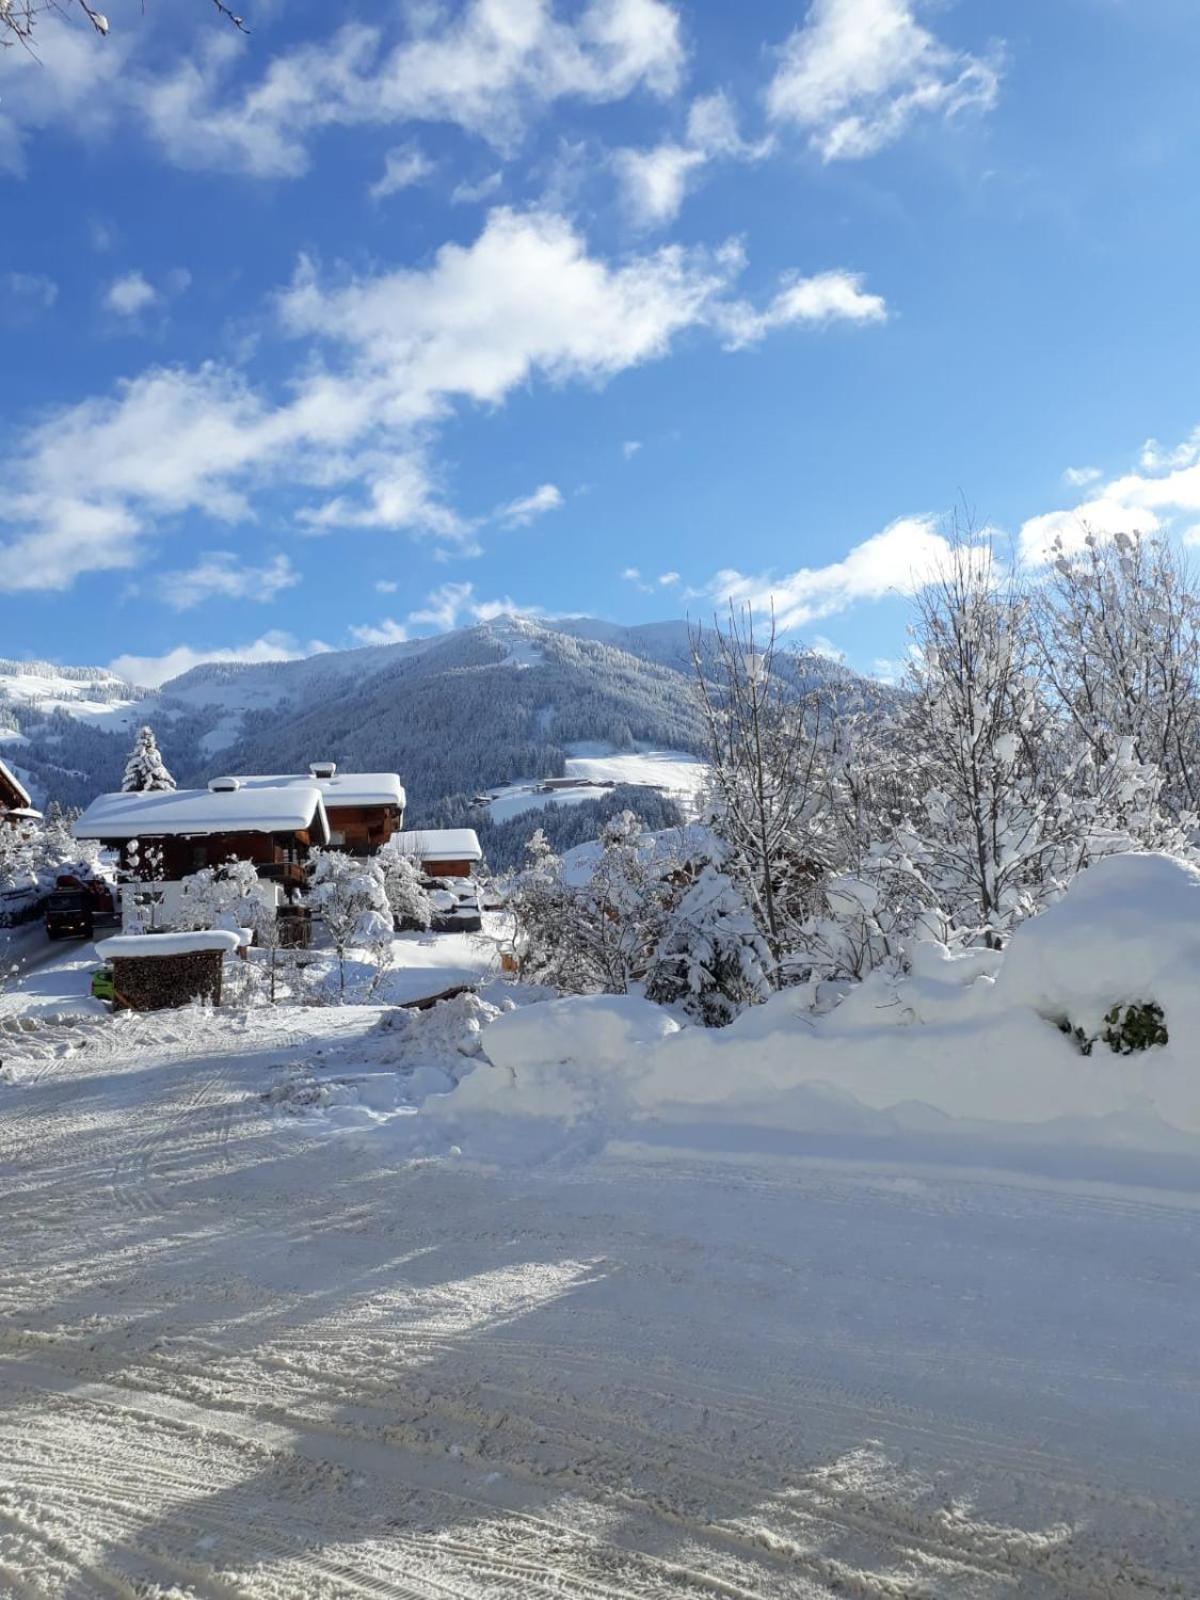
[[96, 929, 244, 958], [994, 852, 1200, 1037], [456, 855, 1200, 1152], [453, 995, 680, 1124]]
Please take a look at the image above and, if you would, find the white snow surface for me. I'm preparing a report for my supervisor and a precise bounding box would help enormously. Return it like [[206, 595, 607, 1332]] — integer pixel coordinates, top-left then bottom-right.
[[3, 854, 1200, 1594], [96, 929, 245, 958], [74, 783, 331, 840], [485, 744, 710, 824], [391, 828, 483, 862], [1, 992, 1199, 1593], [232, 771, 407, 810]]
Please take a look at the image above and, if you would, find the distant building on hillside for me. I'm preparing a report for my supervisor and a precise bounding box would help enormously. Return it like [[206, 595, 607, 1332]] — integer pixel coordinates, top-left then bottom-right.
[[0, 757, 41, 826], [389, 828, 483, 879]]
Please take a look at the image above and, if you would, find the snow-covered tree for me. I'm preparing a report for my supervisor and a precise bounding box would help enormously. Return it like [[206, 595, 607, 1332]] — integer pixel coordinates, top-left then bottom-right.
[[378, 844, 434, 931], [122, 726, 175, 794], [178, 858, 262, 934], [506, 815, 674, 995], [307, 849, 390, 997], [2, 0, 245, 50], [893, 537, 1084, 948], [691, 607, 838, 976], [1036, 530, 1200, 820], [645, 851, 771, 1026]]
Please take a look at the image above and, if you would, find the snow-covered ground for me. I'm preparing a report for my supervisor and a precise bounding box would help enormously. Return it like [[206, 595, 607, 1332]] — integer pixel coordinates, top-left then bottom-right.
[[485, 743, 709, 823], [2, 860, 1199, 1597]]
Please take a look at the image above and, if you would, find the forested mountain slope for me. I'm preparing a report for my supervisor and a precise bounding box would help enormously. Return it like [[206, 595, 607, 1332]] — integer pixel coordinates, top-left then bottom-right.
[[1, 618, 892, 830]]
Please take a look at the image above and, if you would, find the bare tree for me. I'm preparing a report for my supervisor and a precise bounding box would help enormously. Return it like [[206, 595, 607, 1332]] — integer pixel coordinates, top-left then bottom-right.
[[1, 0, 246, 51], [1036, 530, 1200, 818], [690, 605, 832, 975]]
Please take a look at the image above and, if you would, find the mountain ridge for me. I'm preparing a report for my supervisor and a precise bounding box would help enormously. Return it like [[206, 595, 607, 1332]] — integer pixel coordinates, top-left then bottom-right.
[[0, 617, 890, 827]]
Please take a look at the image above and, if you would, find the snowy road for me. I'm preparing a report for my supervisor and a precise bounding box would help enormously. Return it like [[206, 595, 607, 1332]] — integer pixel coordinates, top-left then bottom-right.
[[1, 1007, 1198, 1597]]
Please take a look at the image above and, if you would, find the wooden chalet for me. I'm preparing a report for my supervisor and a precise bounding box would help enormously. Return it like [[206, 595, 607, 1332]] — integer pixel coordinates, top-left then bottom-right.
[[0, 757, 40, 826], [390, 828, 483, 879], [237, 764, 406, 856], [73, 779, 331, 928]]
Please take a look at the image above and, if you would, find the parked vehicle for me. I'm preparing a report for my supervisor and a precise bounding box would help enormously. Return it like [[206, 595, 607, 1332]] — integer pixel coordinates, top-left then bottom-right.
[[44, 874, 117, 941], [45, 889, 94, 941]]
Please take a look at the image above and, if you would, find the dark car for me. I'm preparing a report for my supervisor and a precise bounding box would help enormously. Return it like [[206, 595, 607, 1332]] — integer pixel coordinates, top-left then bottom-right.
[[45, 889, 94, 941]]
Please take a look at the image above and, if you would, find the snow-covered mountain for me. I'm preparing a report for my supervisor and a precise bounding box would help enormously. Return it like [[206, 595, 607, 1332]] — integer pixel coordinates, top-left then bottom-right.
[[1, 618, 890, 828]]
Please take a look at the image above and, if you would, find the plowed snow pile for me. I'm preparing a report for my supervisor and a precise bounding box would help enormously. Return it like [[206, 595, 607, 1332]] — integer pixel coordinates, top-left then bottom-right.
[[1, 855, 1198, 1597]]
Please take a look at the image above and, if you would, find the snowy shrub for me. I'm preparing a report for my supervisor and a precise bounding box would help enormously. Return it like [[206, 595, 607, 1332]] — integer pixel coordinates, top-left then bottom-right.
[[1061, 1002, 1169, 1058], [506, 817, 675, 997], [645, 860, 772, 1026]]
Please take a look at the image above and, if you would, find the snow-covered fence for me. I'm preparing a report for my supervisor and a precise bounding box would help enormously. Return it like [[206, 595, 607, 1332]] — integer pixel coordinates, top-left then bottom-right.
[[0, 886, 45, 929]]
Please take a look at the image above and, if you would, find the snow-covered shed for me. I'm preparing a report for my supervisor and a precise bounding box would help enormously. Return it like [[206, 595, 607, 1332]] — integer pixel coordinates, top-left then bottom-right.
[[0, 757, 39, 825], [95, 929, 243, 1011], [389, 828, 483, 879], [224, 765, 406, 856]]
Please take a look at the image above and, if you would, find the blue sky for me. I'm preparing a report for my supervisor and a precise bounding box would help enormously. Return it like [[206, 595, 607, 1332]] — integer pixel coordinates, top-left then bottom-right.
[[2, 0, 1199, 687]]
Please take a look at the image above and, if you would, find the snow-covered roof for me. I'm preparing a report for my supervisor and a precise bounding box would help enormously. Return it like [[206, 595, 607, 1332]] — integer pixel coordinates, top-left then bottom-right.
[[229, 772, 406, 810], [0, 757, 32, 810], [96, 929, 244, 959], [73, 785, 331, 844], [5, 806, 43, 821], [391, 828, 483, 863]]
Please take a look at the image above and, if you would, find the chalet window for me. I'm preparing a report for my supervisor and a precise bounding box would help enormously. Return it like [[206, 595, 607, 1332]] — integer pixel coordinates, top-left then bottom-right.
[[329, 830, 346, 847]]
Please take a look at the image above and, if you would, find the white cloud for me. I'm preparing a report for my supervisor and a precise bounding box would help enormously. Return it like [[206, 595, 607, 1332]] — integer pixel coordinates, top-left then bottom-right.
[[614, 141, 706, 226], [104, 270, 158, 316], [375, 578, 399, 594], [109, 630, 318, 690], [716, 269, 888, 348], [495, 482, 564, 528], [809, 634, 846, 662], [132, 0, 685, 179], [657, 570, 680, 585], [369, 142, 434, 200], [407, 580, 534, 632], [451, 170, 504, 205], [706, 515, 954, 630], [766, 0, 1001, 161], [1, 272, 58, 325], [623, 439, 642, 458], [1020, 425, 1200, 563], [1062, 464, 1102, 488], [614, 90, 773, 227], [156, 551, 300, 610], [621, 564, 653, 592], [1140, 427, 1200, 473], [0, 209, 885, 592], [349, 617, 409, 646]]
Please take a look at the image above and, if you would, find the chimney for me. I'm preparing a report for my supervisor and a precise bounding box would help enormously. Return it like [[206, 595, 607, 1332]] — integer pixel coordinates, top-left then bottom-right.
[[310, 761, 337, 780]]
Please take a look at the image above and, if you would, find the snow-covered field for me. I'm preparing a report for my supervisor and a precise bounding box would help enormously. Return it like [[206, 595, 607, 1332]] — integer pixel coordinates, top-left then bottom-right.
[[3, 964, 1200, 1593], [485, 743, 709, 823]]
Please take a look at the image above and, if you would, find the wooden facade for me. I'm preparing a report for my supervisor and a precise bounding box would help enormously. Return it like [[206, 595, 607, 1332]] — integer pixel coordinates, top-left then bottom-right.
[[115, 830, 314, 882], [325, 803, 404, 857], [421, 857, 476, 879]]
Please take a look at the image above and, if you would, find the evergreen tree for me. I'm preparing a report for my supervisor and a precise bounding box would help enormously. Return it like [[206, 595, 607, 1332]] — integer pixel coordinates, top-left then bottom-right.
[[121, 726, 176, 793]]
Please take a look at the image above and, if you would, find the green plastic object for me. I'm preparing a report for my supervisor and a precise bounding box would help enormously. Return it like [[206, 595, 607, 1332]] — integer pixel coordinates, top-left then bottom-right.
[[91, 967, 115, 1002]]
